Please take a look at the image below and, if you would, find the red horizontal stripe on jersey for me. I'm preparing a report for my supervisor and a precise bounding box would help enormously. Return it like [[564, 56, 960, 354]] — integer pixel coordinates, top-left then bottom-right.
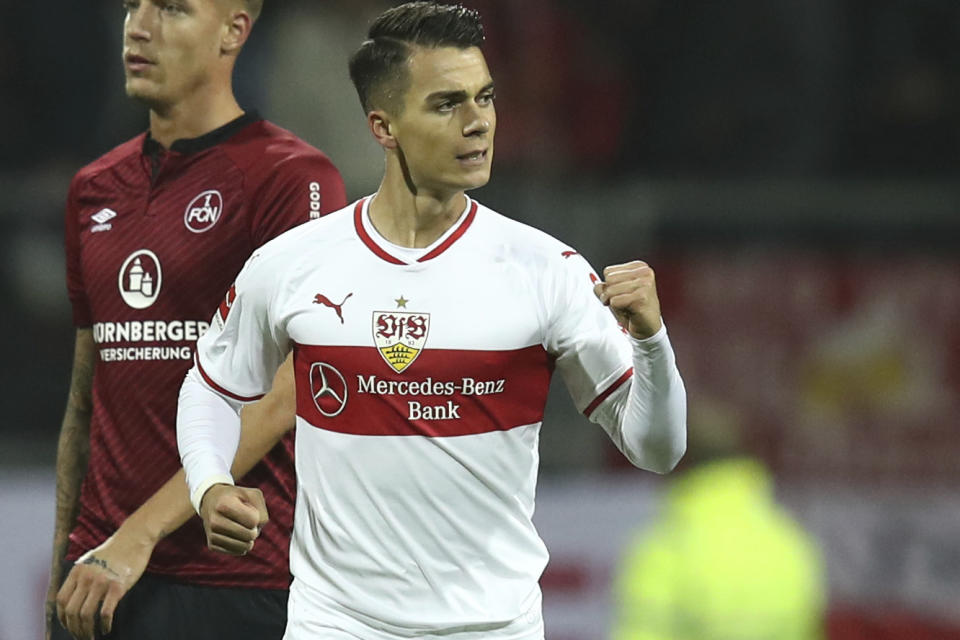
[[196, 356, 265, 402], [583, 368, 633, 418], [293, 343, 553, 437]]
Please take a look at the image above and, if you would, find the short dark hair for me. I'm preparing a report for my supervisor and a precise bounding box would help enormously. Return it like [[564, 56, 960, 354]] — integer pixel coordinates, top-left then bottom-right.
[[348, 2, 485, 114]]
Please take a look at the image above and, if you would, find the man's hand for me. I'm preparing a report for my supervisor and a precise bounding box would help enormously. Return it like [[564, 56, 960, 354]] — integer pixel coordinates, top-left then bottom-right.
[[199, 484, 269, 555], [594, 260, 663, 339], [55, 524, 154, 639]]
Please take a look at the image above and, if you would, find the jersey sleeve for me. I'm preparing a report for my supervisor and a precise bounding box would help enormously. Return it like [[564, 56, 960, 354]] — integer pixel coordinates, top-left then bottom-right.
[[541, 249, 633, 416], [63, 174, 92, 327], [194, 252, 290, 402], [248, 151, 347, 247]]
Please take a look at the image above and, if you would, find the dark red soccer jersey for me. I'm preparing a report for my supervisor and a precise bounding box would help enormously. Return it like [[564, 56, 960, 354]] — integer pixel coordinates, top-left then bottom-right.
[[63, 113, 346, 588]]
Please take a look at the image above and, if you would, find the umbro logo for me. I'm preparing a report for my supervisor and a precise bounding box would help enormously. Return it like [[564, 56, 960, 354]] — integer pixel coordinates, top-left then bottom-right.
[[92, 208, 117, 224], [91, 208, 117, 233]]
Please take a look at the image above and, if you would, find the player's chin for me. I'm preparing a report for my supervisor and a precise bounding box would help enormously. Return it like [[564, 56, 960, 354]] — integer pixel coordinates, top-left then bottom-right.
[[126, 78, 172, 106], [124, 78, 156, 102], [457, 167, 492, 191]]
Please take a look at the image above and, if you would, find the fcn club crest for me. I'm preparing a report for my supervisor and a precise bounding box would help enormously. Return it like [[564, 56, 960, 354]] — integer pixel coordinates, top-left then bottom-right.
[[373, 311, 430, 373], [184, 190, 223, 233]]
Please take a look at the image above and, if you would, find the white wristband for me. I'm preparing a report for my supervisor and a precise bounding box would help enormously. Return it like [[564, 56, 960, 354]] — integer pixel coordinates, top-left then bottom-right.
[[190, 474, 235, 514]]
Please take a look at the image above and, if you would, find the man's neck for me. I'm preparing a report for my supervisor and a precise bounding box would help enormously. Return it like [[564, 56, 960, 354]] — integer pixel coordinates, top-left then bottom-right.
[[148, 88, 243, 149], [369, 167, 467, 249]]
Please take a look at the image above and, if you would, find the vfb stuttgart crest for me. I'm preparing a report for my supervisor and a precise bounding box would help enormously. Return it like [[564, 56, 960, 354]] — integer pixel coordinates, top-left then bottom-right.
[[373, 311, 430, 373]]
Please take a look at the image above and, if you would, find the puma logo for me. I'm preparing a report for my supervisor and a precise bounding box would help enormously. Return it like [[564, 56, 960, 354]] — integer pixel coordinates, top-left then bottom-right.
[[313, 292, 353, 324]]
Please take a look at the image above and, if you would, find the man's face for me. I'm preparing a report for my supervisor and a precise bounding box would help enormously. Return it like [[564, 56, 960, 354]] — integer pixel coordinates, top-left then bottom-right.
[[389, 46, 496, 195], [122, 0, 231, 108]]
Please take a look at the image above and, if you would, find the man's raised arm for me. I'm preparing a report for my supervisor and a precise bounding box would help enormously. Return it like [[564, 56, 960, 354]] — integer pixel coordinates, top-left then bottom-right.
[[592, 260, 687, 474]]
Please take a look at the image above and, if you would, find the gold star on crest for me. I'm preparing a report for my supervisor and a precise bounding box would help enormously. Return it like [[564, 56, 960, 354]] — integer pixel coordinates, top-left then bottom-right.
[[395, 295, 409, 308]]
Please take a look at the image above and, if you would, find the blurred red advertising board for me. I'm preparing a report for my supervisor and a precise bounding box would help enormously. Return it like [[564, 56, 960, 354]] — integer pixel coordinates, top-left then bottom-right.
[[614, 248, 960, 484]]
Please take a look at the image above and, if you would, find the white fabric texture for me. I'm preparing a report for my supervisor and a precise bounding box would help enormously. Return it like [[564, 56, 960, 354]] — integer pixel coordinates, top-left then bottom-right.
[[177, 368, 242, 512], [177, 196, 686, 636], [588, 327, 687, 472]]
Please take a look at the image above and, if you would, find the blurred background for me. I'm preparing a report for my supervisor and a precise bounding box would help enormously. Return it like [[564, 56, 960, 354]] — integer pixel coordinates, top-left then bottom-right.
[[1, 0, 959, 638]]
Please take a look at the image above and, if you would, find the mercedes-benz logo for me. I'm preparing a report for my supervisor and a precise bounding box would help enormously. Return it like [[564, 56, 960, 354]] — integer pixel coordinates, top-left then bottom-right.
[[309, 362, 348, 417]]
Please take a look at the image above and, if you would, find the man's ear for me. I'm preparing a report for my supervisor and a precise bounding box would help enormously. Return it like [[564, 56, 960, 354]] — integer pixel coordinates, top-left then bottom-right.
[[222, 10, 253, 55], [369, 111, 398, 150]]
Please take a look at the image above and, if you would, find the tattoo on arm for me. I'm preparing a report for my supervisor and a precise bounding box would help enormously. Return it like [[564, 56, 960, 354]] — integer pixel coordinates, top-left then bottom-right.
[[51, 329, 96, 569]]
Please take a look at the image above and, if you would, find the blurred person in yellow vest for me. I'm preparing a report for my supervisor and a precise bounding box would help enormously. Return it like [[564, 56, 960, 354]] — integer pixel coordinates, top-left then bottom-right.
[[611, 399, 826, 640]]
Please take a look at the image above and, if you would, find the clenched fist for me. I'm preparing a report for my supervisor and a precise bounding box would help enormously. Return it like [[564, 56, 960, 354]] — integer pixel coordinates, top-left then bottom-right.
[[594, 260, 662, 339], [199, 484, 269, 556]]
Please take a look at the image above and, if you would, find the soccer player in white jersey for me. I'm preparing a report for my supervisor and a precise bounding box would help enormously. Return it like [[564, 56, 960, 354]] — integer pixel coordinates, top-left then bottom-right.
[[177, 3, 687, 639]]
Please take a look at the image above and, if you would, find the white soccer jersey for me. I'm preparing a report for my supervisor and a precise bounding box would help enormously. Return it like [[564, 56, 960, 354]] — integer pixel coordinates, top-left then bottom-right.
[[189, 195, 685, 636]]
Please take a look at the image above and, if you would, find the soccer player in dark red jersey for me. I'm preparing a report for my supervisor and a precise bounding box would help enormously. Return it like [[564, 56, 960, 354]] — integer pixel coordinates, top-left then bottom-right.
[[47, 1, 346, 639]]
